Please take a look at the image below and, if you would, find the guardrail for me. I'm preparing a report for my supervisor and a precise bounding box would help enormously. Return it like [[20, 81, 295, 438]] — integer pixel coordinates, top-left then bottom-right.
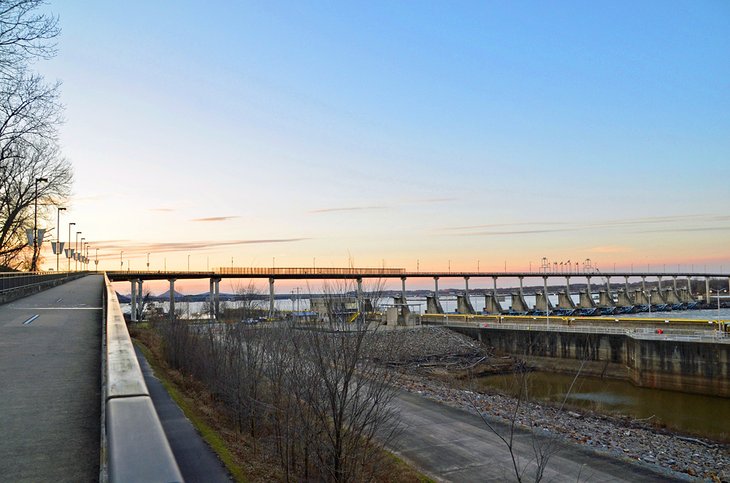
[[102, 274, 182, 482], [426, 317, 729, 342], [0, 271, 79, 293]]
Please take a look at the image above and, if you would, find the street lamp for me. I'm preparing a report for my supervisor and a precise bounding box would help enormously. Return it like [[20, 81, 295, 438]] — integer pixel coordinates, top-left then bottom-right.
[[95, 248, 99, 272], [147, 253, 150, 270], [31, 177, 48, 271], [120, 250, 124, 270], [75, 231, 81, 271], [80, 237, 85, 271], [711, 288, 727, 321], [56, 207, 65, 272], [67, 222, 75, 272], [643, 290, 652, 314]]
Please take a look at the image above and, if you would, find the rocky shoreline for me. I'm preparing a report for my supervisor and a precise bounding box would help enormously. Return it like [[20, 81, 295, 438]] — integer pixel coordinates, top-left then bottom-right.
[[377, 327, 730, 482]]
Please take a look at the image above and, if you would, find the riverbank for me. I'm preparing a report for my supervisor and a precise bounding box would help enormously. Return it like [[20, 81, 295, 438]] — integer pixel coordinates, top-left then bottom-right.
[[381, 327, 729, 481]]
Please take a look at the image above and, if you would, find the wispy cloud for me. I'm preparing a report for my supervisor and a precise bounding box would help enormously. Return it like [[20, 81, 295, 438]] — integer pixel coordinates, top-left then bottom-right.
[[441, 213, 730, 237], [310, 206, 387, 214], [191, 216, 240, 222], [150, 208, 175, 212], [587, 245, 632, 254], [91, 238, 309, 257]]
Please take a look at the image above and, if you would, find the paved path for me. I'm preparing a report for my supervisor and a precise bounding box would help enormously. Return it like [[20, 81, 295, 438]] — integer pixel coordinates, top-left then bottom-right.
[[135, 344, 232, 482], [390, 389, 684, 482], [0, 275, 103, 482]]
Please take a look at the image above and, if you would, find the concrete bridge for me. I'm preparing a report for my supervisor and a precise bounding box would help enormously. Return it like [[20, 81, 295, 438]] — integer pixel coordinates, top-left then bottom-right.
[[106, 267, 730, 321], [0, 272, 697, 481]]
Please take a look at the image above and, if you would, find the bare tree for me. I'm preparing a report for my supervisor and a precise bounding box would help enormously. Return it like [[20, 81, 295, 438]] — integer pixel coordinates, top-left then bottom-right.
[[0, 139, 71, 268], [0, 0, 67, 270], [0, 0, 60, 79]]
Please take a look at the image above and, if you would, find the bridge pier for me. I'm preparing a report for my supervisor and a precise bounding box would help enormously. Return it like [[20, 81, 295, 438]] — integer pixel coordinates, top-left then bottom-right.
[[169, 278, 176, 321], [457, 277, 475, 314], [586, 276, 592, 300], [492, 276, 498, 296], [137, 279, 143, 320], [130, 279, 137, 322], [269, 277, 275, 319], [209, 279, 215, 319], [356, 277, 363, 313], [484, 293, 503, 314], [706, 277, 711, 304], [687, 276, 693, 297]]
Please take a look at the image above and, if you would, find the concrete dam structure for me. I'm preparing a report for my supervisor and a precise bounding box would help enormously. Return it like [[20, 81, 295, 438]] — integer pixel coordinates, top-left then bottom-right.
[[447, 324, 730, 398]]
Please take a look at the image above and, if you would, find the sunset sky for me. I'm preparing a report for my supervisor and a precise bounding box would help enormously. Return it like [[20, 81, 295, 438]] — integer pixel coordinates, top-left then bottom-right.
[[37, 1, 729, 292]]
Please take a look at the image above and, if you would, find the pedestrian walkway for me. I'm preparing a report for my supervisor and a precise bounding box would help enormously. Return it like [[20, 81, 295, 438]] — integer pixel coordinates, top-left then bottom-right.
[[0, 275, 103, 481]]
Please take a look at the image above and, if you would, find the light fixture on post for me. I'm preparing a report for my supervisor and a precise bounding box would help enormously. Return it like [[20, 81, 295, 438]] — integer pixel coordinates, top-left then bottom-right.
[[67, 222, 75, 272], [56, 207, 66, 272], [31, 177, 48, 271], [75, 231, 82, 271]]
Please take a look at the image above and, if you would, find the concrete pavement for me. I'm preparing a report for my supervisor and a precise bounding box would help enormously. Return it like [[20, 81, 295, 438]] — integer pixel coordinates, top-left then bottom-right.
[[0, 275, 103, 482], [390, 389, 684, 482], [135, 344, 232, 482]]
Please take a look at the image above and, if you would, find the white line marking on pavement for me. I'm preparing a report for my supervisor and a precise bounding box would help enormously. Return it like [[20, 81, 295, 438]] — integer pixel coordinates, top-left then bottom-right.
[[22, 314, 40, 325]]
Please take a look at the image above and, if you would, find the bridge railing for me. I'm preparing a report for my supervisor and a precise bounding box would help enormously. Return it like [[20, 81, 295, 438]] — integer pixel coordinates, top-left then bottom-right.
[[215, 267, 406, 276], [0, 271, 78, 293], [101, 274, 182, 482]]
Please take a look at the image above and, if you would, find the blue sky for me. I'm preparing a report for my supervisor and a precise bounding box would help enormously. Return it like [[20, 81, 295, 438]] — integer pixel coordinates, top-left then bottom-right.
[[38, 0, 730, 286]]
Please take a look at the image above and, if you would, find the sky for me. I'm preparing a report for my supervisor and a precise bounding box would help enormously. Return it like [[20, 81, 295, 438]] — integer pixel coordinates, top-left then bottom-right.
[[35, 1, 730, 292]]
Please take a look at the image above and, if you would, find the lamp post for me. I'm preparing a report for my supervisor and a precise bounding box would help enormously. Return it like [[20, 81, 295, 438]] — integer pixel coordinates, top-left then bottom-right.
[[84, 242, 90, 270], [67, 222, 75, 272], [56, 207, 65, 272], [95, 248, 99, 272], [147, 253, 150, 270], [75, 231, 81, 271], [712, 288, 727, 321], [120, 250, 124, 270], [80, 237, 85, 271], [31, 177, 48, 271]]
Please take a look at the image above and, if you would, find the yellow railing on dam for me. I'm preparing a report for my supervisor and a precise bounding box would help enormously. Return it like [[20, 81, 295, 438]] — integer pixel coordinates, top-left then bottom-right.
[[421, 313, 728, 329]]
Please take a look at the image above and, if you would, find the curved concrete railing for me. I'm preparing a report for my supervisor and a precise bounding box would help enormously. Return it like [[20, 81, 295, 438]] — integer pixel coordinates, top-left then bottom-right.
[[102, 274, 183, 482]]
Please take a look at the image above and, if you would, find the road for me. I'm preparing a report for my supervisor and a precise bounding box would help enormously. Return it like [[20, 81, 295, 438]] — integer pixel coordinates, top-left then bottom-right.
[[390, 389, 685, 482], [0, 275, 103, 482]]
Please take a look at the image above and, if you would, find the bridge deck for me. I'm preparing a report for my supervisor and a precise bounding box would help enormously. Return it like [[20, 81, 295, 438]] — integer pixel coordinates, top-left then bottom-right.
[[0, 275, 103, 481]]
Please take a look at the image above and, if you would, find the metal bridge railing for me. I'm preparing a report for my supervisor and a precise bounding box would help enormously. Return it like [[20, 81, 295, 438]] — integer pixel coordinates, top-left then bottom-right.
[[215, 267, 406, 276], [0, 271, 82, 293], [428, 317, 729, 342]]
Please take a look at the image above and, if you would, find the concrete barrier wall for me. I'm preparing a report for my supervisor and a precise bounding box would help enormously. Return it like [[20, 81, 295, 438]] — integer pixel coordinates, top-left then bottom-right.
[[446, 324, 730, 397], [102, 274, 182, 482]]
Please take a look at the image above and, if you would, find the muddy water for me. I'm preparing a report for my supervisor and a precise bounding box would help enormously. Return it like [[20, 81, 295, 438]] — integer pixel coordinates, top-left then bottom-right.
[[475, 371, 730, 441]]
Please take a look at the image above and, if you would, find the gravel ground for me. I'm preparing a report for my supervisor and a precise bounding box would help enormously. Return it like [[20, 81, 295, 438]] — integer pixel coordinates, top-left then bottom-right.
[[379, 326, 730, 482]]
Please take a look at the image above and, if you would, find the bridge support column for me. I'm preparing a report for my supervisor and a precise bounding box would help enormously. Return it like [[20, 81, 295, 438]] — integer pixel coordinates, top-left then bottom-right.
[[518, 276, 524, 297], [214, 278, 220, 320], [356, 277, 363, 313], [209, 279, 215, 320], [565, 276, 571, 297], [605, 276, 611, 293], [401, 276, 407, 301], [169, 279, 176, 321], [137, 279, 143, 320], [269, 278, 275, 319], [624, 276, 630, 294], [687, 277, 693, 296], [706, 277, 711, 304], [492, 276, 498, 296], [543, 276, 550, 314], [673, 276, 678, 293], [657, 276, 662, 291], [586, 276, 592, 299], [434, 276, 439, 302], [130, 279, 137, 322]]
